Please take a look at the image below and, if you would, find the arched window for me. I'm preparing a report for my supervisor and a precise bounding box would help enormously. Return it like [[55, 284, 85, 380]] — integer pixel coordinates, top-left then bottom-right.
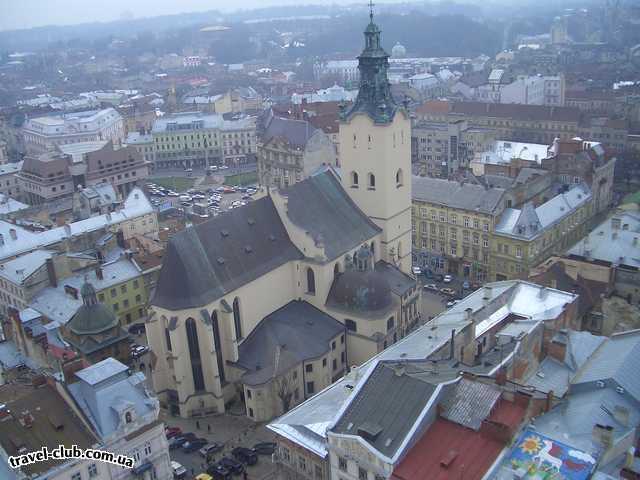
[[387, 317, 394, 331], [307, 268, 316, 294], [233, 298, 242, 340], [211, 310, 225, 384], [351, 171, 359, 187], [345, 319, 357, 332], [368, 173, 376, 189], [185, 318, 205, 391], [370, 242, 375, 257], [125, 411, 132, 424], [396, 168, 404, 187]]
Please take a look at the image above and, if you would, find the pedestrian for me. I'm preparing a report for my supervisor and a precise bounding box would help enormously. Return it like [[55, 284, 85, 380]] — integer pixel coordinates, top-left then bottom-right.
[[207, 424, 211, 433], [196, 420, 200, 429]]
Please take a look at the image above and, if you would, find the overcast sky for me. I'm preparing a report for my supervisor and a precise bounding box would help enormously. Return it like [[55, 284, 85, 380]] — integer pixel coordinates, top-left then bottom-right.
[[1, 0, 414, 31]]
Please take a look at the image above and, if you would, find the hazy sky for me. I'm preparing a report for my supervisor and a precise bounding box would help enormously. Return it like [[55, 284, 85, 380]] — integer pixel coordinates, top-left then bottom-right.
[[1, 0, 410, 31]]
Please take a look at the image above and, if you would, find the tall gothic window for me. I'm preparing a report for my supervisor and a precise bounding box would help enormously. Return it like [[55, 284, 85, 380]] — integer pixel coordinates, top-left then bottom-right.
[[368, 173, 376, 189], [211, 310, 225, 385], [307, 268, 316, 294], [396, 168, 404, 187], [233, 297, 242, 340], [185, 318, 205, 392], [351, 171, 359, 187]]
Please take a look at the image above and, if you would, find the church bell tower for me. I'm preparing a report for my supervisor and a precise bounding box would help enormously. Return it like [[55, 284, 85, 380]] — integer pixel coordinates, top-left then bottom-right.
[[338, 5, 412, 273]]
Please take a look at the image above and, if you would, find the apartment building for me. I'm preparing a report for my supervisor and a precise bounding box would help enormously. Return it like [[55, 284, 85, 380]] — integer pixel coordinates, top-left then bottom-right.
[[412, 119, 496, 177], [412, 177, 506, 282], [220, 116, 257, 167], [0, 161, 22, 199], [22, 108, 124, 154], [493, 184, 593, 281], [17, 141, 149, 205]]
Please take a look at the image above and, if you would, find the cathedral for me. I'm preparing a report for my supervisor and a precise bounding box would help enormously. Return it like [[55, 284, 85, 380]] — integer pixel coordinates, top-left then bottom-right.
[[148, 12, 418, 421]]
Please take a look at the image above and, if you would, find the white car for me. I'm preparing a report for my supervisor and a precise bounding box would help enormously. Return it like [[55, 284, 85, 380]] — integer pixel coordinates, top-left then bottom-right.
[[171, 461, 187, 479], [443, 274, 453, 283], [412, 266, 422, 276]]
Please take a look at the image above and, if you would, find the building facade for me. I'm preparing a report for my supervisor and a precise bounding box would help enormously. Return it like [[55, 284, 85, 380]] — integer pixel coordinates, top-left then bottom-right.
[[22, 108, 125, 155]]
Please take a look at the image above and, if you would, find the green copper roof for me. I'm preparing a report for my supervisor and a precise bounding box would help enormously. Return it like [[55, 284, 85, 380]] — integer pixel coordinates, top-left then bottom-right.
[[68, 303, 118, 336], [342, 16, 398, 124]]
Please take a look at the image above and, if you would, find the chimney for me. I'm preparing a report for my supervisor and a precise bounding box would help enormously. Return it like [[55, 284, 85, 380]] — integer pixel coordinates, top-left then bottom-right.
[[449, 329, 456, 359], [9, 229, 17, 241], [64, 224, 71, 236], [634, 237, 638, 247], [46, 257, 57, 288], [464, 307, 473, 320], [613, 405, 629, 427], [106, 213, 111, 222], [538, 286, 549, 299], [482, 286, 492, 304], [95, 266, 103, 281]]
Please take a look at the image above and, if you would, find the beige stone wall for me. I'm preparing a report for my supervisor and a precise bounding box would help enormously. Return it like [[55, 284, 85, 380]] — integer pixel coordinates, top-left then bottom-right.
[[339, 112, 413, 274]]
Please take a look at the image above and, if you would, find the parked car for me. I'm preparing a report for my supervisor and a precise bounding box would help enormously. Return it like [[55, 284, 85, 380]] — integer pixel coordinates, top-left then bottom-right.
[[252, 442, 276, 455], [169, 437, 187, 450], [462, 280, 470, 290], [218, 457, 245, 475], [231, 447, 258, 465], [440, 287, 456, 297], [411, 266, 422, 276], [195, 474, 213, 480], [199, 443, 223, 457], [183, 438, 208, 453], [207, 463, 231, 480], [171, 461, 187, 479], [423, 283, 438, 292], [131, 345, 149, 358], [443, 274, 453, 283], [165, 426, 182, 439], [446, 299, 460, 308], [128, 323, 146, 335]]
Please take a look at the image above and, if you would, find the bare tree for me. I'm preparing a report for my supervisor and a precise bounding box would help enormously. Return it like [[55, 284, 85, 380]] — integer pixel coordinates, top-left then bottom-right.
[[275, 373, 294, 413]]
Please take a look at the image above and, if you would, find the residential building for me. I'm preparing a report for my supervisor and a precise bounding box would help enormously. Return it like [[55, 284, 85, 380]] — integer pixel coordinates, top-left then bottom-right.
[[150, 112, 257, 170], [493, 184, 593, 281], [0, 161, 23, 199], [0, 379, 103, 480], [494, 329, 640, 479], [67, 358, 172, 480], [212, 87, 262, 115], [500, 75, 565, 106], [0, 187, 157, 263], [72, 183, 120, 220], [0, 140, 7, 164], [314, 60, 360, 84], [543, 138, 616, 214], [148, 13, 417, 420], [567, 209, 640, 307], [291, 85, 357, 105], [269, 279, 579, 480], [471, 140, 549, 176], [17, 141, 149, 204], [415, 100, 581, 146], [22, 108, 125, 155], [124, 132, 154, 164], [412, 119, 496, 177], [412, 177, 506, 282], [257, 111, 336, 188]]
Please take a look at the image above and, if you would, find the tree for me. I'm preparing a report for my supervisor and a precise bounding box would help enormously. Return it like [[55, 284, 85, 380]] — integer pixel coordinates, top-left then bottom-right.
[[275, 372, 294, 414]]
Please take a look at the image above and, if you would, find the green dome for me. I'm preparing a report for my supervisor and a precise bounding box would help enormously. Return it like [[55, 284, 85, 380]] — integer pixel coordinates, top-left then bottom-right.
[[68, 303, 118, 336]]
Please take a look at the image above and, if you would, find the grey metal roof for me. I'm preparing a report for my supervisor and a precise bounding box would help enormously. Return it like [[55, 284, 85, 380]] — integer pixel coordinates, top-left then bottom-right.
[[567, 210, 640, 269], [0, 249, 54, 284], [412, 176, 505, 215], [439, 378, 501, 430], [69, 358, 158, 439], [284, 171, 381, 260], [374, 260, 415, 296], [572, 329, 640, 402], [153, 196, 303, 310], [333, 361, 437, 458], [237, 301, 344, 386], [262, 113, 317, 148]]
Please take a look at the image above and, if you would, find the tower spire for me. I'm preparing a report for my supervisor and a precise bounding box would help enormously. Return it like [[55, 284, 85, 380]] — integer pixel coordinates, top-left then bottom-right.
[[369, 0, 375, 22]]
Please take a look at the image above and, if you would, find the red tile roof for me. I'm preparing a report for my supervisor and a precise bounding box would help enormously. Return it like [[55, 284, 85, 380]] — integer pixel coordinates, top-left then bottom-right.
[[391, 398, 526, 480]]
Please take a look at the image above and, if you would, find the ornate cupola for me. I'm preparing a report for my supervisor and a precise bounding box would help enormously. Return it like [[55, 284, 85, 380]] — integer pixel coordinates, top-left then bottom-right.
[[342, 1, 398, 124]]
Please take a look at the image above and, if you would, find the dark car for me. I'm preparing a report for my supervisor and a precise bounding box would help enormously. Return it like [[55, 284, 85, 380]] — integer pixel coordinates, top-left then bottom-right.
[[169, 437, 188, 450], [207, 463, 231, 480], [165, 426, 182, 439], [231, 447, 257, 466], [252, 442, 276, 455], [128, 323, 146, 335], [182, 438, 208, 453], [218, 457, 244, 475]]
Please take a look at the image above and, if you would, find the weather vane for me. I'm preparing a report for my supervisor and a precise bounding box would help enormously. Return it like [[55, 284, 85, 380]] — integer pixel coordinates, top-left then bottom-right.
[[369, 0, 375, 21]]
